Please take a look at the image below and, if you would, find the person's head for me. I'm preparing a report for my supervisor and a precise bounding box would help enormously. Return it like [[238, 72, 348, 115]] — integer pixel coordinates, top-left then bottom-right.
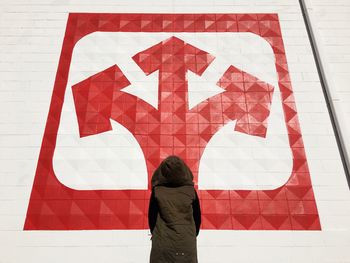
[[152, 155, 194, 187]]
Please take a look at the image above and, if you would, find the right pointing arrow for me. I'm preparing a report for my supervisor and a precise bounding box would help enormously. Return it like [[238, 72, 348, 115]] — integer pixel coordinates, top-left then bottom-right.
[[188, 65, 274, 138], [217, 65, 274, 137]]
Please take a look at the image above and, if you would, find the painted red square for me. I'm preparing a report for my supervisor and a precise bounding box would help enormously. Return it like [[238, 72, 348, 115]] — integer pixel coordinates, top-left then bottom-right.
[[24, 13, 321, 230]]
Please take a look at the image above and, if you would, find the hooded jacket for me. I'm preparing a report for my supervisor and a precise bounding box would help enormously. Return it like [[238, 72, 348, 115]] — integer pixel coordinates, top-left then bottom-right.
[[148, 156, 201, 263]]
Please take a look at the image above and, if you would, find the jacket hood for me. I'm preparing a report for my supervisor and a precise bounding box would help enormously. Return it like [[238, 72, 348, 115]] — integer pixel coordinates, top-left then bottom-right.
[[151, 155, 194, 188]]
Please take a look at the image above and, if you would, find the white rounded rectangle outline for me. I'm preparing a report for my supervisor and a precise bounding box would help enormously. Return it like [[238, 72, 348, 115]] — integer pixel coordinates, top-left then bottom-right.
[[53, 32, 292, 190]]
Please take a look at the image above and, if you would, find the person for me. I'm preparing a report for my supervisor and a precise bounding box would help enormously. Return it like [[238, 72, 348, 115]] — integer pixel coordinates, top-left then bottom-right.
[[148, 155, 201, 263]]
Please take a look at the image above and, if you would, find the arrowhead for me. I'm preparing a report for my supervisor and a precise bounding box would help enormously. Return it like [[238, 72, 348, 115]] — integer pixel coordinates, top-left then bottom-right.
[[72, 65, 131, 137], [132, 36, 215, 76], [217, 65, 274, 137], [132, 36, 215, 111]]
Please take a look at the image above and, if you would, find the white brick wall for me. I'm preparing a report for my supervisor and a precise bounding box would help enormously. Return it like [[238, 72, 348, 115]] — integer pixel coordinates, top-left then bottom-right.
[[306, 0, 350, 184], [0, 0, 350, 262]]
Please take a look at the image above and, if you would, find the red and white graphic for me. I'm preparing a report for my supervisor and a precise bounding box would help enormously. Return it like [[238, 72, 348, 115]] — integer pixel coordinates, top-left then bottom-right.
[[24, 13, 321, 230]]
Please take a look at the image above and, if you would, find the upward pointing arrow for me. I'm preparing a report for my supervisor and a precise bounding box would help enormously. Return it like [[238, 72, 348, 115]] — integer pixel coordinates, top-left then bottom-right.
[[132, 36, 215, 112]]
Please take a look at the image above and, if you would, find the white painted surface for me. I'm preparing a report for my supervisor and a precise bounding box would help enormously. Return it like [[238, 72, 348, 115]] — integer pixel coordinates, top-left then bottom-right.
[[306, 0, 350, 180], [0, 0, 349, 263]]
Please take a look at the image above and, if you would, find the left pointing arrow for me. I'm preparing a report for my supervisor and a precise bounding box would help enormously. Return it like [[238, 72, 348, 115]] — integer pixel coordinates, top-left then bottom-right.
[[72, 64, 131, 137]]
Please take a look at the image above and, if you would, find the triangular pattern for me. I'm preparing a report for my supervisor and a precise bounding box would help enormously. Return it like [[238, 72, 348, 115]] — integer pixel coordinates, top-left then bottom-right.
[[24, 13, 321, 231]]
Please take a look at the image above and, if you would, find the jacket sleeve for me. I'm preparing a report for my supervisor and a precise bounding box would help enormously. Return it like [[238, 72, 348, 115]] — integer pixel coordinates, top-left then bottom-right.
[[192, 189, 201, 236], [148, 189, 158, 234]]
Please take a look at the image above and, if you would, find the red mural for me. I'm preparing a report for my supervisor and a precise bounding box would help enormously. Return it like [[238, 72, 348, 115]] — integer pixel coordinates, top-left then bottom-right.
[[24, 13, 321, 230]]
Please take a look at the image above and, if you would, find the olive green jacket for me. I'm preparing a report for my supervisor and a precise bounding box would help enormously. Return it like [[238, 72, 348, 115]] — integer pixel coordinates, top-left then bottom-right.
[[148, 160, 201, 263]]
